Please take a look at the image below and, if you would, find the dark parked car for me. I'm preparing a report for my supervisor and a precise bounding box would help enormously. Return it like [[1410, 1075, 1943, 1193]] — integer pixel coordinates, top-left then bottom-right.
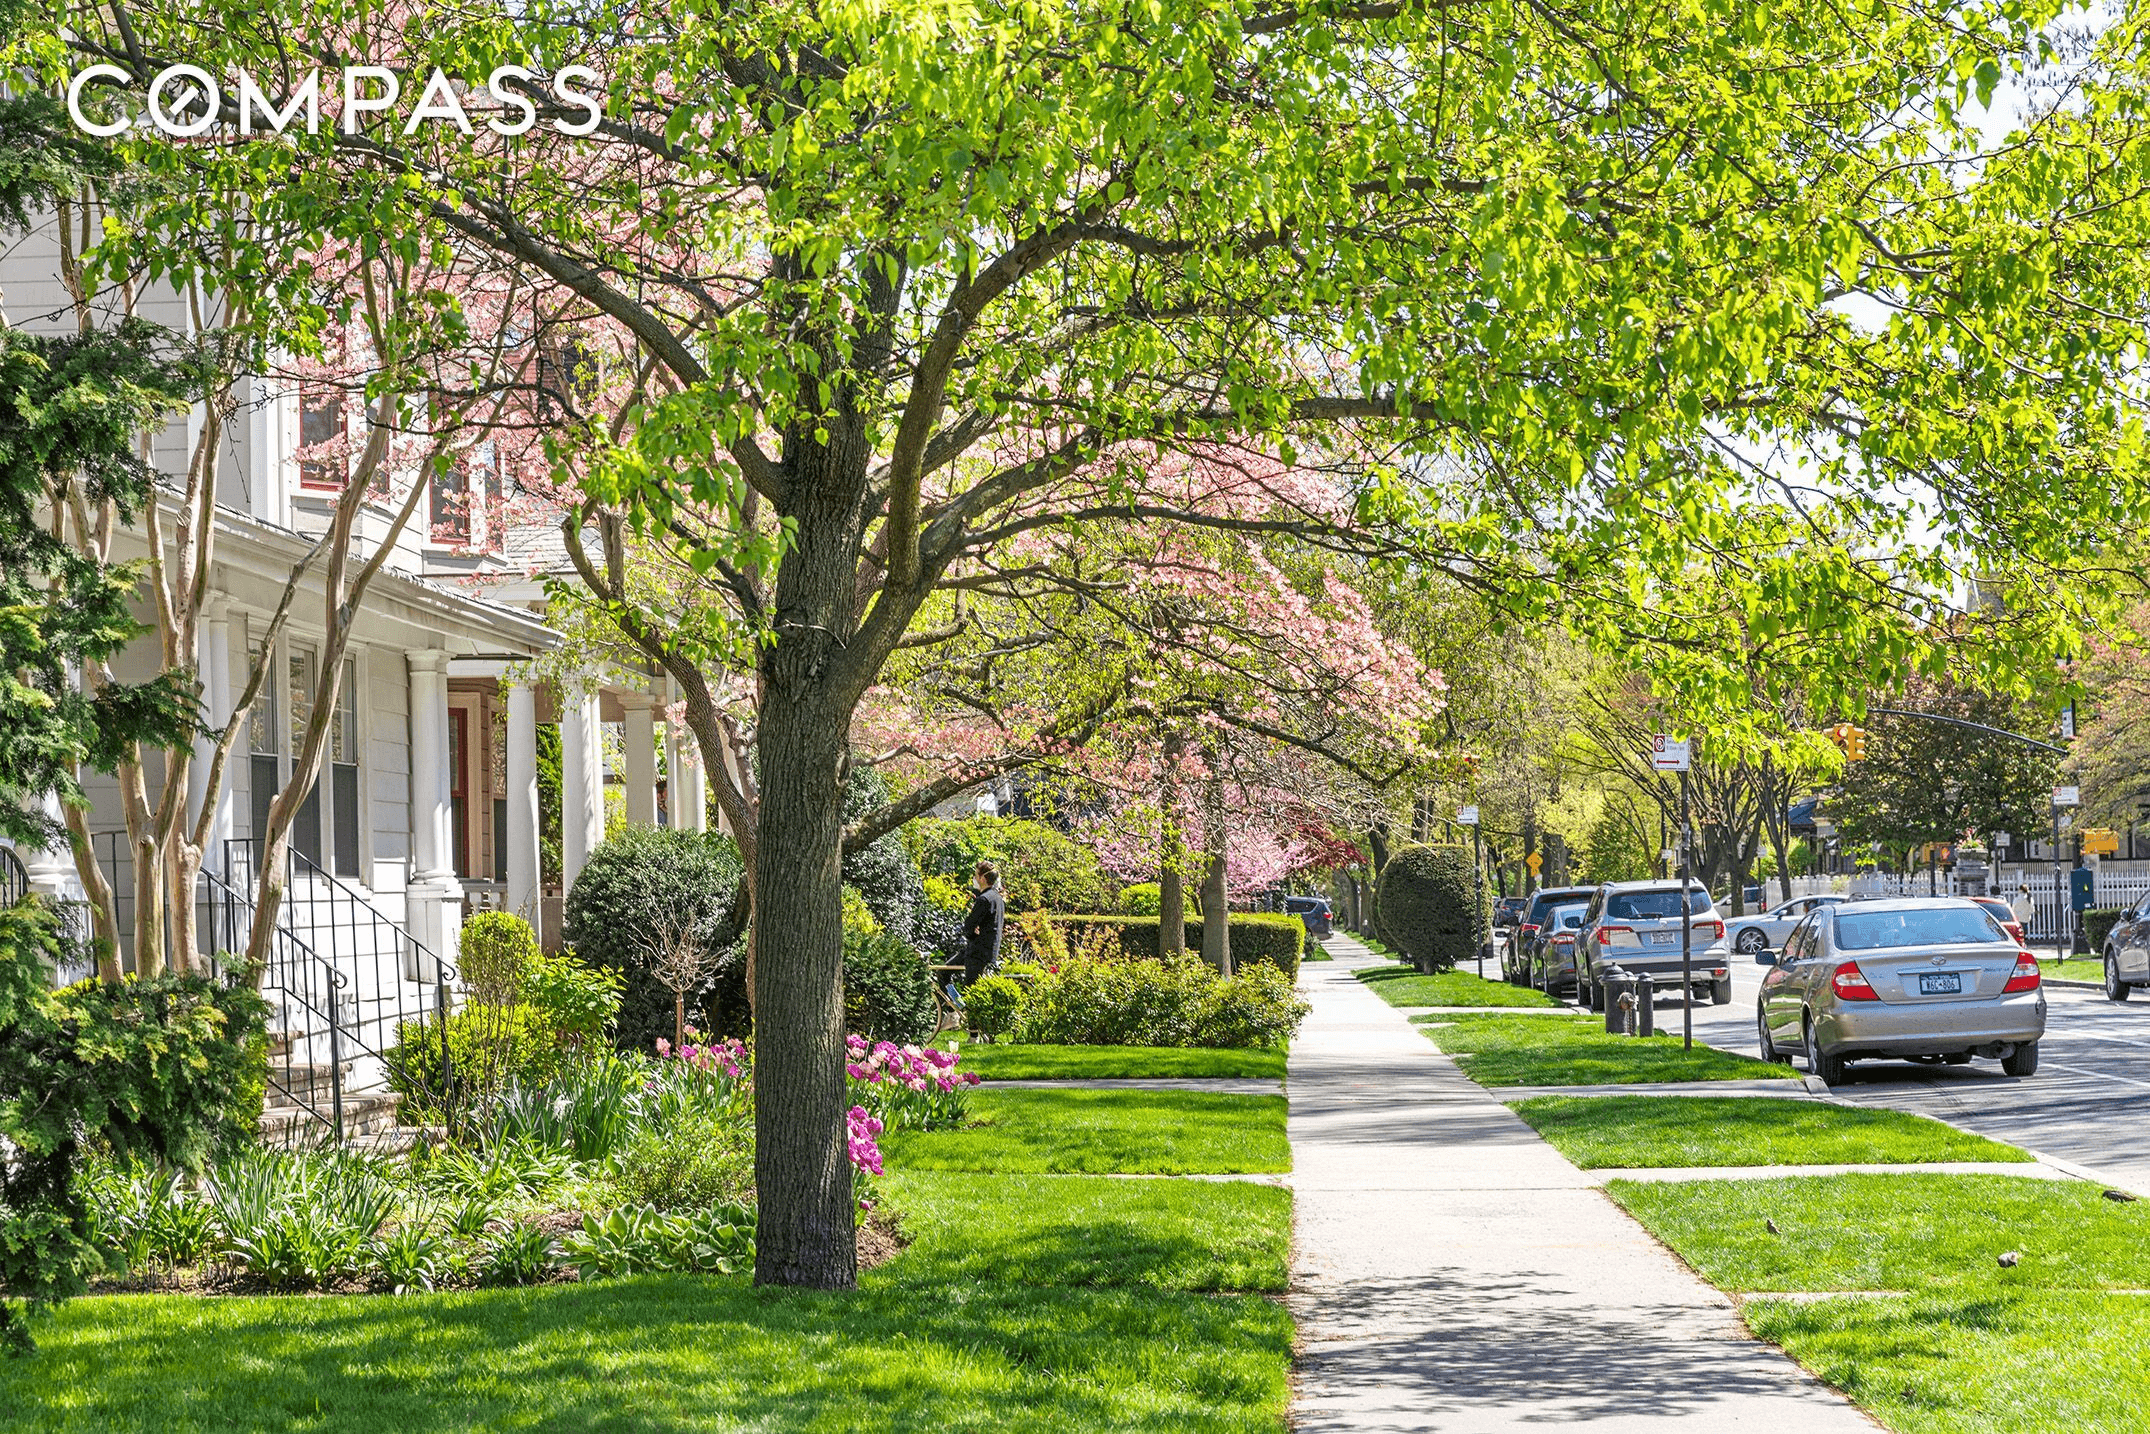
[[1501, 885, 1598, 983], [1494, 896, 1527, 929], [1281, 895, 1333, 941], [1525, 901, 1591, 994]]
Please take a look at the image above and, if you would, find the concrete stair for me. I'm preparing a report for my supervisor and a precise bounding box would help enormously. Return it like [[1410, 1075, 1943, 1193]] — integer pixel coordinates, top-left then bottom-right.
[[259, 1029, 405, 1143]]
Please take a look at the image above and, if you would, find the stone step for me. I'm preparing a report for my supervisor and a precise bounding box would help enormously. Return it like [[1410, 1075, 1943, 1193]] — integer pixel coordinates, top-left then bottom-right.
[[264, 1060, 355, 1104], [258, 1090, 402, 1143]]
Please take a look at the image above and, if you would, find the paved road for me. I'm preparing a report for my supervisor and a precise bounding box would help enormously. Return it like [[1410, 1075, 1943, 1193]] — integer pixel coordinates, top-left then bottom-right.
[[1606, 944, 2150, 1191]]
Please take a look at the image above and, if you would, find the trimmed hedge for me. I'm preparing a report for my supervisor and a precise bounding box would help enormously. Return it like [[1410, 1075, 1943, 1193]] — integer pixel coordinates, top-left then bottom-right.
[[903, 816, 1115, 914], [1377, 843, 1486, 974], [1053, 913, 1305, 979], [2085, 907, 2126, 954]]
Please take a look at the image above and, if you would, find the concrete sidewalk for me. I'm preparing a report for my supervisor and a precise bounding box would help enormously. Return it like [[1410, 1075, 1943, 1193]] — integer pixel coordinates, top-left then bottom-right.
[[1289, 936, 1878, 1431]]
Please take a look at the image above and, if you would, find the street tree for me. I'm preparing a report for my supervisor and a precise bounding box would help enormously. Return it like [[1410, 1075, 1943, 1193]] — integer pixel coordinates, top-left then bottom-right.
[[70, 0, 2150, 1288]]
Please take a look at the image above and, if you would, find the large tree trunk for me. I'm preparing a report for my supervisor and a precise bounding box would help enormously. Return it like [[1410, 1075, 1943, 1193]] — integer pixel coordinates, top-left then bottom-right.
[[1158, 734, 1187, 958]]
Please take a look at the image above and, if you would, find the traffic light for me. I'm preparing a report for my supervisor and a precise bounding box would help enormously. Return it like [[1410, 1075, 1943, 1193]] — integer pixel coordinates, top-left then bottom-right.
[[1824, 723, 1869, 759]]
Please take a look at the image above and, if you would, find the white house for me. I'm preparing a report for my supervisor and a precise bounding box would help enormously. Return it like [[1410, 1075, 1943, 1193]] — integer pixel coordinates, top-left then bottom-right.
[[0, 217, 712, 1137]]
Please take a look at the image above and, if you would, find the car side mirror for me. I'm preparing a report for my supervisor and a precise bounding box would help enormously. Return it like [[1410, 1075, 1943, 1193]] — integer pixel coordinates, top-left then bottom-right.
[[1754, 951, 1778, 967]]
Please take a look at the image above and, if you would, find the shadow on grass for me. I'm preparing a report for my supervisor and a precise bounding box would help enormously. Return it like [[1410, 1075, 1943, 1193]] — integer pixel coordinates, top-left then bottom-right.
[[953, 1044, 1287, 1081], [1353, 965, 1561, 1010], [8, 1276, 1294, 1433], [1509, 1094, 2032, 1168], [1421, 1014, 1794, 1086]]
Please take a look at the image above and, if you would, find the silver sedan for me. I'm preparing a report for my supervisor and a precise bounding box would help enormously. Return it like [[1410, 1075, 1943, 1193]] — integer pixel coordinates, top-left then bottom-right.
[[1755, 896, 2046, 1087], [1725, 894, 1848, 957]]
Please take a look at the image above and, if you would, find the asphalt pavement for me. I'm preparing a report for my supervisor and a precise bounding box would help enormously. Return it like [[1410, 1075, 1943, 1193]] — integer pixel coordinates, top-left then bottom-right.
[[1634, 944, 2150, 1192]]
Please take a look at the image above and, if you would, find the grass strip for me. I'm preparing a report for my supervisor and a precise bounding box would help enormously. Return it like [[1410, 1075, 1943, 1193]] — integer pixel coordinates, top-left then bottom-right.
[[1610, 1173, 2150, 1292], [2, 1276, 1292, 1433], [1420, 1012, 1796, 1086], [1510, 1095, 2032, 1170], [951, 1043, 1286, 1081], [1355, 963, 1560, 1009], [883, 1171, 1289, 1292], [883, 1088, 1290, 1174], [1747, 1291, 2150, 1434]]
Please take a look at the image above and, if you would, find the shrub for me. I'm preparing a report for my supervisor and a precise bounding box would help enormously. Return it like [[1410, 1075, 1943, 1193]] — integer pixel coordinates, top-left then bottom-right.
[[2085, 907, 2126, 953], [1377, 843, 1486, 973], [1120, 882, 1162, 915], [600, 1105, 754, 1213], [843, 926, 939, 1044], [843, 766, 933, 941], [903, 815, 1115, 913], [1051, 914, 1306, 979], [963, 975, 1024, 1040], [1011, 953, 1308, 1049], [460, 911, 539, 1006], [384, 1005, 566, 1122], [0, 898, 268, 1348], [522, 951, 623, 1051], [563, 825, 746, 1049]]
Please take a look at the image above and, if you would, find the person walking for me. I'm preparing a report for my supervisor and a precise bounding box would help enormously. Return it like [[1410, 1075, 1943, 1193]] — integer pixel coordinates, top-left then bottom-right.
[[962, 859, 1005, 982], [2012, 883, 2035, 931]]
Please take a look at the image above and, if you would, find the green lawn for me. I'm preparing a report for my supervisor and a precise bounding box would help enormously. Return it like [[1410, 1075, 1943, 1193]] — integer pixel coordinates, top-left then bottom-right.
[[1610, 1173, 2150, 1292], [882, 1088, 1291, 1174], [883, 1171, 1289, 1292], [3, 1149, 1295, 1431], [1355, 963, 1560, 1009], [1510, 1096, 2032, 1169], [1746, 1291, 2150, 1434], [1420, 1013, 1798, 1086], [951, 1044, 1287, 1080]]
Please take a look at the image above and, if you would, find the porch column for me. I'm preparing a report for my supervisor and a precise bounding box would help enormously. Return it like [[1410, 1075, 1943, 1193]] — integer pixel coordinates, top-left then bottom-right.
[[504, 674, 541, 925], [669, 705, 708, 834], [21, 792, 76, 898], [560, 678, 603, 891], [406, 649, 463, 972], [188, 599, 236, 854], [621, 690, 657, 828]]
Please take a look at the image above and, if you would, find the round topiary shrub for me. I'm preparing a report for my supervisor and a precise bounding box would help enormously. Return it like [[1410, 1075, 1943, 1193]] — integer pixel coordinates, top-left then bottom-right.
[[843, 927, 938, 1044], [1120, 882, 1162, 916], [963, 974, 1025, 1040], [459, 911, 540, 1006], [1377, 843, 1487, 973], [563, 826, 745, 1051]]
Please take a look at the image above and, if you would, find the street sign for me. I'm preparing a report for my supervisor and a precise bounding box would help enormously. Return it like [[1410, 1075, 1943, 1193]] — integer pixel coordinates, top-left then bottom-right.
[[1456, 806, 1479, 826], [2085, 828, 2121, 856], [1525, 851, 1543, 875], [1992, 831, 2011, 849], [1651, 734, 1691, 772], [2054, 786, 2081, 807], [2062, 703, 2077, 741]]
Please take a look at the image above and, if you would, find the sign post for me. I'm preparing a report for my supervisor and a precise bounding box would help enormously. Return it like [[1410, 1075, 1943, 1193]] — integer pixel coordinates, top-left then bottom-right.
[[1457, 806, 1484, 977], [1651, 736, 1695, 1049]]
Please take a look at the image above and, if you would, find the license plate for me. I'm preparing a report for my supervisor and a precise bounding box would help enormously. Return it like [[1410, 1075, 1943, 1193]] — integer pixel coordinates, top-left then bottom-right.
[[1918, 973, 1963, 995], [1650, 931, 1679, 946]]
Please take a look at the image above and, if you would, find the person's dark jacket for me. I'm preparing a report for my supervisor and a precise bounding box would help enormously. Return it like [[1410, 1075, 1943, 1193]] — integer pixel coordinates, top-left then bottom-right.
[[962, 883, 1005, 981]]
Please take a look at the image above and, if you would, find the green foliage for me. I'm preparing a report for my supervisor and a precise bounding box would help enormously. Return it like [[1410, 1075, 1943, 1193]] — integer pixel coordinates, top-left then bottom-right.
[[2085, 908, 2126, 953], [458, 913, 539, 1007], [921, 875, 971, 915], [562, 826, 745, 1050], [384, 1006, 566, 1123], [1377, 845, 1486, 974], [0, 324, 199, 851], [1119, 883, 1162, 916], [561, 1204, 754, 1279], [1006, 954, 1306, 1050], [1831, 678, 2059, 860], [843, 767, 934, 944], [962, 975, 1024, 1040], [843, 926, 938, 1045], [0, 898, 268, 1348], [1051, 914, 1304, 979], [599, 1106, 754, 1214], [479, 1223, 558, 1287], [905, 817, 1115, 914], [521, 952, 623, 1048]]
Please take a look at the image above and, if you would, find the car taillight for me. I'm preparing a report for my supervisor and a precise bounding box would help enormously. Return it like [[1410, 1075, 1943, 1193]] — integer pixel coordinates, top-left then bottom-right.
[[1552, 935, 1574, 948], [1831, 962, 1879, 1001], [1706, 919, 1725, 940], [1520, 923, 1540, 937], [1597, 924, 1637, 947], [2003, 953, 2041, 994]]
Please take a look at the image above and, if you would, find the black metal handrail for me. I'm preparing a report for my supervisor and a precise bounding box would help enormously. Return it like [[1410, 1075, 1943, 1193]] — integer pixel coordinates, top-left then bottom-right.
[[198, 863, 348, 1142], [221, 838, 456, 1132], [0, 846, 28, 907]]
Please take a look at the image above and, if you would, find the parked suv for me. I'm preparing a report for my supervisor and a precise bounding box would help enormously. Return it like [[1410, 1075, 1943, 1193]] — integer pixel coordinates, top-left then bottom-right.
[[1281, 894, 1333, 941], [1501, 885, 1598, 983], [1575, 881, 1731, 1010]]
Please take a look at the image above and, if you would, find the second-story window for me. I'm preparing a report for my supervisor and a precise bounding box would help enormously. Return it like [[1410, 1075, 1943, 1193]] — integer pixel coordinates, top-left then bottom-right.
[[298, 390, 345, 489]]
